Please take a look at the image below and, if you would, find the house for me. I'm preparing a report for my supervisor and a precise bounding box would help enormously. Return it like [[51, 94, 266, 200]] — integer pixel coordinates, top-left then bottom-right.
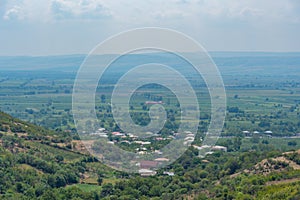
[[186, 133, 195, 137], [155, 137, 164, 141], [127, 133, 135, 137], [154, 150, 163, 155], [193, 145, 210, 150], [141, 141, 151, 145], [212, 145, 227, 152], [120, 140, 131, 144], [90, 132, 107, 136], [139, 169, 157, 176], [137, 151, 147, 155], [154, 158, 169, 162], [99, 135, 108, 138], [183, 140, 193, 145], [145, 101, 163, 105], [163, 171, 175, 176], [139, 160, 158, 169], [134, 141, 151, 145], [167, 135, 175, 139], [98, 128, 106, 132], [264, 130, 273, 134], [193, 145, 227, 152], [134, 141, 144, 144], [184, 137, 195, 141], [242, 131, 251, 136]]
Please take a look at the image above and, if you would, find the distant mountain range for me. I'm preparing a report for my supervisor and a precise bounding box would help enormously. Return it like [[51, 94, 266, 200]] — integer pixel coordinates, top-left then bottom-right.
[[0, 52, 300, 77]]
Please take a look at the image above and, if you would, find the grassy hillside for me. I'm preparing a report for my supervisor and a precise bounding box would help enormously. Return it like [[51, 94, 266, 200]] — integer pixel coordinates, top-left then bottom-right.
[[0, 111, 113, 199]]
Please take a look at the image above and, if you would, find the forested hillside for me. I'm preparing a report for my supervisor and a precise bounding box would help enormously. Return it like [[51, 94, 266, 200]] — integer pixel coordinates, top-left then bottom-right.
[[1, 111, 300, 199]]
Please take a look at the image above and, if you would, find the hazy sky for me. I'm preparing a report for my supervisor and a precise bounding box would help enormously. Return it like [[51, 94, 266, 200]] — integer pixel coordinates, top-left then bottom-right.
[[0, 0, 300, 56]]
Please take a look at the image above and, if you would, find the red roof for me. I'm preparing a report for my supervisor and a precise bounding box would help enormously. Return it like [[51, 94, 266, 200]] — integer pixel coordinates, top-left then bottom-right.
[[140, 160, 158, 169]]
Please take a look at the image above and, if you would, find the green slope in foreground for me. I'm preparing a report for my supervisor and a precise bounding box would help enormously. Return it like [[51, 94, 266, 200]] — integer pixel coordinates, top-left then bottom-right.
[[1, 111, 300, 199]]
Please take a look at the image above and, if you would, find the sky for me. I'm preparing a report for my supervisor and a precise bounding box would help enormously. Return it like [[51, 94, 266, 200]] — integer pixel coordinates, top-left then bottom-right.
[[0, 0, 300, 56]]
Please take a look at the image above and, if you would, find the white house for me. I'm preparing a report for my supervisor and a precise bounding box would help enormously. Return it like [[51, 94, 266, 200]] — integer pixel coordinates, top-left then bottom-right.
[[264, 130, 273, 134], [212, 145, 227, 152], [163, 171, 175, 176], [139, 169, 157, 176]]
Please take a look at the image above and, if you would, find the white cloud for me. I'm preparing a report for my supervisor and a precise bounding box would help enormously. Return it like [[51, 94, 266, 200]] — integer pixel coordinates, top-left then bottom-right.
[[2, 0, 300, 24], [3, 0, 53, 22], [51, 0, 112, 20], [3, 5, 22, 20], [2, 0, 111, 22], [1, 0, 300, 54]]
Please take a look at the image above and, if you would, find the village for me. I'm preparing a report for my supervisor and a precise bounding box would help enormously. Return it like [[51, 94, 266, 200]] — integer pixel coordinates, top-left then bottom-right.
[[88, 128, 230, 176]]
